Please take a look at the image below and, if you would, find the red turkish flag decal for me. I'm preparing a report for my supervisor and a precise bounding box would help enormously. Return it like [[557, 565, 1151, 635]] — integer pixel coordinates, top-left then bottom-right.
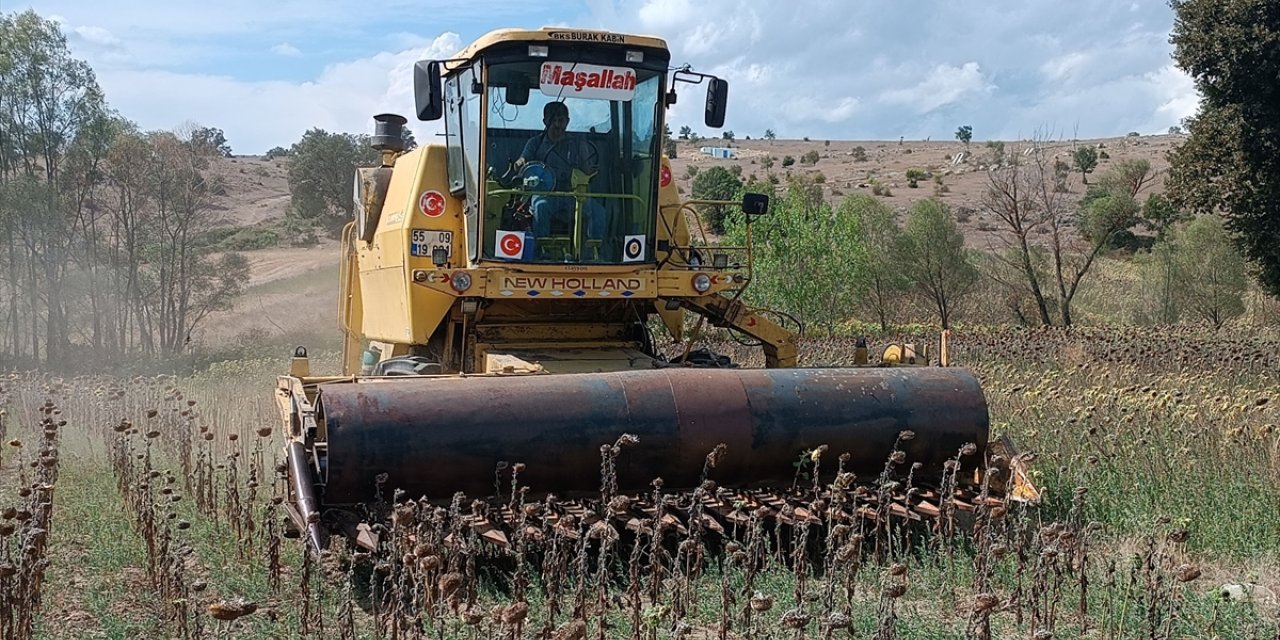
[[419, 190, 446, 217], [496, 230, 525, 259]]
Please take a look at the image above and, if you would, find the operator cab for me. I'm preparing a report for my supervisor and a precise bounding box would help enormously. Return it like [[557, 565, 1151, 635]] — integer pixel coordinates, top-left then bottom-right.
[[414, 29, 728, 266]]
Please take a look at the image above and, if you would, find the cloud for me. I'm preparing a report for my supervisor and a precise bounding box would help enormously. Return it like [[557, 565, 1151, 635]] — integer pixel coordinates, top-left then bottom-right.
[[589, 0, 1200, 140], [71, 25, 120, 47], [93, 33, 462, 153], [880, 63, 993, 114], [270, 42, 302, 57], [27, 0, 1203, 151]]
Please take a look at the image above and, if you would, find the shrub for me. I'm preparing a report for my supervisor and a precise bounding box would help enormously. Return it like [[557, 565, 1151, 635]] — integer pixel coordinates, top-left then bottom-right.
[[781, 155, 795, 167]]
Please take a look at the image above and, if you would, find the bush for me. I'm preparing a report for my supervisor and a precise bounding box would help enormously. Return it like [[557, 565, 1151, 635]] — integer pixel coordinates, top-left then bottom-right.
[[851, 146, 867, 162], [800, 150, 820, 165], [219, 227, 281, 251], [691, 166, 744, 233], [781, 155, 795, 167]]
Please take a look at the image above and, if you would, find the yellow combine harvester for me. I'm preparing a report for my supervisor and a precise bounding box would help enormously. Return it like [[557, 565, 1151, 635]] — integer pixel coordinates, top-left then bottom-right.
[[276, 27, 1037, 552]]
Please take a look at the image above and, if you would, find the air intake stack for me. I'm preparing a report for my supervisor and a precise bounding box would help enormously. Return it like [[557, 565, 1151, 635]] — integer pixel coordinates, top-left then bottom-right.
[[371, 113, 407, 165]]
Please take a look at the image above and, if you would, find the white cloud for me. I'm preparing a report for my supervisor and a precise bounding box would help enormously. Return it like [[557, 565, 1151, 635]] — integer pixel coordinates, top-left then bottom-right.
[[94, 33, 462, 153], [72, 25, 120, 47], [270, 42, 302, 57], [24, 0, 1203, 149], [587, 0, 1199, 141], [880, 63, 993, 114]]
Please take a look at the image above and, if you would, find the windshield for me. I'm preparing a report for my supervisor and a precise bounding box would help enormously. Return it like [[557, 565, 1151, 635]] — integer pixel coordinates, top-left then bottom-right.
[[480, 59, 662, 264]]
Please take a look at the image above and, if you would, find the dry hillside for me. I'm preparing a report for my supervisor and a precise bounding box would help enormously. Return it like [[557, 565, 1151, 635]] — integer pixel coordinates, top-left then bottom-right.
[[196, 134, 1178, 351]]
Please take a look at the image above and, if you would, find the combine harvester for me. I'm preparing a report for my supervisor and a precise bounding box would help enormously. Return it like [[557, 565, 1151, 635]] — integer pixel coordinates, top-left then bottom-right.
[[276, 27, 1038, 553]]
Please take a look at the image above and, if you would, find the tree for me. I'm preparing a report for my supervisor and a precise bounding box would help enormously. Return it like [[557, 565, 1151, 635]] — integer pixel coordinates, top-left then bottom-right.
[[0, 9, 108, 364], [1072, 146, 1098, 184], [955, 125, 973, 147], [1167, 0, 1280, 297], [287, 128, 379, 228], [723, 178, 868, 336], [982, 140, 1142, 326], [1170, 215, 1248, 328], [763, 129, 776, 142], [678, 125, 691, 140], [722, 130, 735, 142], [898, 199, 976, 329], [1141, 193, 1188, 241], [848, 196, 908, 331], [690, 166, 743, 234], [190, 126, 232, 157], [1097, 158, 1155, 198]]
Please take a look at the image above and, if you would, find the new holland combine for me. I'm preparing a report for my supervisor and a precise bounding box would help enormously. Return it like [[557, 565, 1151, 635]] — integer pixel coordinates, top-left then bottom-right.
[[275, 27, 1038, 553]]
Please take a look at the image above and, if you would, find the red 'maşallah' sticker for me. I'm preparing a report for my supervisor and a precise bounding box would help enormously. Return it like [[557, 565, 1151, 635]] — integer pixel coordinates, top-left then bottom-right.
[[419, 190, 446, 217]]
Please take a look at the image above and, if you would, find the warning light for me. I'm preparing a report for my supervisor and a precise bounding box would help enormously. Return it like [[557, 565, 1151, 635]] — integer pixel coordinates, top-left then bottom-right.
[[692, 273, 712, 293], [450, 272, 473, 292]]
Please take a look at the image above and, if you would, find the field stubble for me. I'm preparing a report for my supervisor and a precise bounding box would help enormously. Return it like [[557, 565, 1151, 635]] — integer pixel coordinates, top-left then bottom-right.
[[1, 327, 1278, 639]]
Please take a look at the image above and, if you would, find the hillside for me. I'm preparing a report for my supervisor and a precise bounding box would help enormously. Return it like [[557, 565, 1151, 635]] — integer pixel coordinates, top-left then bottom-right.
[[195, 134, 1178, 352]]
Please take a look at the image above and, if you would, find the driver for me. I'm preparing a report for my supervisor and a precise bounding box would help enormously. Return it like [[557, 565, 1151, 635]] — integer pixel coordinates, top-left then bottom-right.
[[516, 101, 605, 242]]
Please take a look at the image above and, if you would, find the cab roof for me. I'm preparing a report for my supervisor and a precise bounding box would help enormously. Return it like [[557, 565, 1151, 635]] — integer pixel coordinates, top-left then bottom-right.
[[450, 27, 669, 64]]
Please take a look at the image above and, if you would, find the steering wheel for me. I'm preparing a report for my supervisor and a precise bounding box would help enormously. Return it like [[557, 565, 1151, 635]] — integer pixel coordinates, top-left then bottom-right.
[[580, 139, 600, 171], [519, 161, 556, 192]]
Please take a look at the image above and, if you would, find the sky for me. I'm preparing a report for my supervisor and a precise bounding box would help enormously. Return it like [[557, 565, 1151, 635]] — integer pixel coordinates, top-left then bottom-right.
[[10, 0, 1199, 154]]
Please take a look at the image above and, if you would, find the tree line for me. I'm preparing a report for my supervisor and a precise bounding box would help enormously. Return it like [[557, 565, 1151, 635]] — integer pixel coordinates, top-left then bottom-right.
[[0, 10, 247, 368], [707, 149, 1253, 336]]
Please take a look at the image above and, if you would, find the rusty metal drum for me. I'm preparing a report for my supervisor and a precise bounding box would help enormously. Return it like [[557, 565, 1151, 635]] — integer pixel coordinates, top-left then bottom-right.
[[315, 367, 989, 505]]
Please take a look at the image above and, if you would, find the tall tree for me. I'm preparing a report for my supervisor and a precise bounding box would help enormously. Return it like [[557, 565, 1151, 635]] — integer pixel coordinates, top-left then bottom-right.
[[724, 178, 868, 337], [848, 195, 907, 332], [1170, 215, 1248, 329], [690, 165, 743, 234], [1167, 0, 1280, 297], [898, 199, 976, 329], [0, 9, 106, 364], [287, 128, 379, 228]]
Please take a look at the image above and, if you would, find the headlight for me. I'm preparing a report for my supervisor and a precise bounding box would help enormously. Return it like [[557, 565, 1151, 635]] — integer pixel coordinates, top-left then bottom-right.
[[450, 271, 473, 292], [692, 273, 712, 293]]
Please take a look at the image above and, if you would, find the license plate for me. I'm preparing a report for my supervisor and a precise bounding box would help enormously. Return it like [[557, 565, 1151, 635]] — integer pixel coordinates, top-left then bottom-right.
[[411, 229, 452, 259]]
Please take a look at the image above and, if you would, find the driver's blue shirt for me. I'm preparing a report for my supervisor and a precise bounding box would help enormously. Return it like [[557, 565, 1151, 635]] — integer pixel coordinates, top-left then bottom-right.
[[519, 133, 594, 191]]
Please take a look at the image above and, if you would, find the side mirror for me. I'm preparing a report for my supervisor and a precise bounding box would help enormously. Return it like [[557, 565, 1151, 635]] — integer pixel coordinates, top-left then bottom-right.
[[704, 77, 728, 128], [742, 193, 768, 216], [413, 61, 444, 121]]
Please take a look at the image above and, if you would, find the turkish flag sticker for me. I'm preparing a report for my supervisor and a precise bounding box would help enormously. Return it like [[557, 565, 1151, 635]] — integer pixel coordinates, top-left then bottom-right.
[[419, 190, 446, 217], [496, 230, 525, 259]]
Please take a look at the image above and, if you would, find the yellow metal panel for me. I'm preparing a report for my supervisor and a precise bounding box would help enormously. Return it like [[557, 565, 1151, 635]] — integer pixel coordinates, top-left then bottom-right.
[[358, 144, 461, 345]]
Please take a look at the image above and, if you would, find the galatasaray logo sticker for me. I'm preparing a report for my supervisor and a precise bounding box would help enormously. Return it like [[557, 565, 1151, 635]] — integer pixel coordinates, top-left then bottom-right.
[[623, 234, 645, 262], [419, 190, 446, 217], [496, 230, 525, 259]]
